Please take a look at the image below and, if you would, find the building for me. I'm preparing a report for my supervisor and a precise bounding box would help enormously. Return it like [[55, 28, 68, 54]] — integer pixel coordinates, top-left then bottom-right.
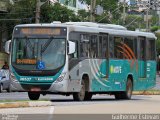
[[135, 0, 149, 12], [49, 0, 88, 12], [0, 0, 8, 12]]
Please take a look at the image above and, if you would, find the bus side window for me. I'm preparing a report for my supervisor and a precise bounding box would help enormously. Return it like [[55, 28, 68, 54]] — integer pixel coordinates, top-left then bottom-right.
[[98, 36, 103, 57], [124, 37, 134, 59], [90, 35, 98, 58], [139, 38, 146, 60], [147, 39, 156, 60], [102, 36, 108, 58], [109, 36, 114, 58], [80, 34, 90, 58], [134, 38, 137, 59], [114, 37, 123, 59]]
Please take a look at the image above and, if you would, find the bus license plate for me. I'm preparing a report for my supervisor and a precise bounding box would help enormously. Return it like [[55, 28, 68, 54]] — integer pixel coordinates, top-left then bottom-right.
[[31, 88, 41, 92]]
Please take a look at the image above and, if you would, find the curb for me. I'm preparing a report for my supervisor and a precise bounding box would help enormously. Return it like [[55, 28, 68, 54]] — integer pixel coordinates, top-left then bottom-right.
[[133, 91, 160, 95], [0, 101, 53, 109]]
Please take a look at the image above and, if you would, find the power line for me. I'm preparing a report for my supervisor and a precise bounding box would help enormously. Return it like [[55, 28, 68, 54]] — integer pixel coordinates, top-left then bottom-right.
[[0, 19, 21, 21], [0, 12, 29, 15], [125, 1, 159, 29], [125, 11, 145, 28], [98, 1, 130, 23]]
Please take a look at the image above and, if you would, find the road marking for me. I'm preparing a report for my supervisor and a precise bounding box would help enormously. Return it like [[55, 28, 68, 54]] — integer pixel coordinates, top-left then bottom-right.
[[49, 106, 55, 114], [48, 106, 55, 120]]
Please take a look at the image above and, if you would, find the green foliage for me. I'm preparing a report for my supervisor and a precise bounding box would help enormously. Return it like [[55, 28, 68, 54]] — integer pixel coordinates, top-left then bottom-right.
[[80, 0, 119, 23], [151, 26, 159, 32], [41, 3, 79, 23], [125, 15, 144, 30], [0, 0, 80, 39], [155, 31, 160, 55], [0, 0, 37, 39], [77, 9, 90, 21], [156, 39, 160, 55], [1, 0, 160, 40], [7, 0, 36, 23]]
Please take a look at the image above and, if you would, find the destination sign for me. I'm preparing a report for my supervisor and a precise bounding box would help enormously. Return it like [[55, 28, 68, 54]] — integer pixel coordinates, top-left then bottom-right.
[[14, 27, 67, 36], [17, 59, 36, 65], [21, 28, 61, 35]]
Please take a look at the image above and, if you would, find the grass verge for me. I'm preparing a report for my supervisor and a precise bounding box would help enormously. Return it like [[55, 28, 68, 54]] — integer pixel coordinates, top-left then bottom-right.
[[133, 90, 160, 95]]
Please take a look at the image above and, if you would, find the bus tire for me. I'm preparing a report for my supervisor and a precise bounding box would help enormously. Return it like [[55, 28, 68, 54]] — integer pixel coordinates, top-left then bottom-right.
[[84, 92, 92, 101], [6, 88, 10, 93], [0, 84, 3, 93], [123, 78, 133, 99], [28, 92, 40, 100], [6, 85, 11, 93], [115, 78, 133, 100], [73, 80, 85, 101]]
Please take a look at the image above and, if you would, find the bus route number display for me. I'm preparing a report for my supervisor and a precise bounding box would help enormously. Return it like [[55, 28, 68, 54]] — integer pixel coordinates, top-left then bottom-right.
[[20, 28, 61, 35]]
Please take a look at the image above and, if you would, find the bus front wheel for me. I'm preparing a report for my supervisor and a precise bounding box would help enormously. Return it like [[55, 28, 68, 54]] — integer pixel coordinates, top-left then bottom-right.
[[28, 92, 40, 100], [0, 84, 3, 93], [73, 80, 85, 101], [115, 78, 133, 100]]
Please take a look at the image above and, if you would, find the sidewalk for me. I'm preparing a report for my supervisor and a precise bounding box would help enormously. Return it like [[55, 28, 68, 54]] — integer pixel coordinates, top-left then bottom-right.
[[0, 101, 53, 109]]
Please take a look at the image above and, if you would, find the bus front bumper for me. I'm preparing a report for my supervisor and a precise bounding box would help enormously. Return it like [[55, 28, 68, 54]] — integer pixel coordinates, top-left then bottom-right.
[[10, 79, 68, 93]]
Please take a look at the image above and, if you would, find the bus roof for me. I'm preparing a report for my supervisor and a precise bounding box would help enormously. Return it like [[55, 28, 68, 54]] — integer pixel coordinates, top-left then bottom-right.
[[15, 22, 157, 39]]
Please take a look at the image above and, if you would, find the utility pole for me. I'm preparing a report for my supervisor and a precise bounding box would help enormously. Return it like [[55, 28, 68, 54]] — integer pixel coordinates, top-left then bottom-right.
[[123, 0, 126, 25], [90, 0, 96, 22], [159, 12, 160, 26], [146, 8, 149, 32], [158, 7, 160, 26], [35, 0, 41, 23]]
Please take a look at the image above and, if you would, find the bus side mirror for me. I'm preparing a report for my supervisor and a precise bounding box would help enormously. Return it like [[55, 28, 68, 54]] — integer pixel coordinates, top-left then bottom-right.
[[5, 40, 11, 54], [68, 41, 75, 55]]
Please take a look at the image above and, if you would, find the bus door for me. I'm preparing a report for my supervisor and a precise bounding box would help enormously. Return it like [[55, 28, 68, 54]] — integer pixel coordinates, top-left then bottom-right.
[[138, 36, 146, 78], [99, 34, 109, 78]]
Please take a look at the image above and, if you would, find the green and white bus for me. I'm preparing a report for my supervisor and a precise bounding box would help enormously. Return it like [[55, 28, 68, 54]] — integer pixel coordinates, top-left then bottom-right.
[[7, 22, 157, 100]]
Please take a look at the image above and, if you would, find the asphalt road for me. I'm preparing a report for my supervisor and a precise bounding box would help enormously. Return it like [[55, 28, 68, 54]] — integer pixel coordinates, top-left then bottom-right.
[[0, 95, 160, 114]]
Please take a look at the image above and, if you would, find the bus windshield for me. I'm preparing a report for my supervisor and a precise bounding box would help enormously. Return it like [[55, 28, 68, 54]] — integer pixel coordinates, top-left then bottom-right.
[[12, 38, 66, 70]]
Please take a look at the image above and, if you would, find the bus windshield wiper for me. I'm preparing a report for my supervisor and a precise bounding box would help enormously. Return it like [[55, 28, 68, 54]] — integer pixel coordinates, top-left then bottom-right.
[[41, 37, 53, 53], [25, 37, 33, 50]]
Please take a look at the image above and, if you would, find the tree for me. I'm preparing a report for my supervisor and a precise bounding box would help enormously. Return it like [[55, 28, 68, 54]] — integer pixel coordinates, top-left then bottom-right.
[[1, 0, 80, 39], [151, 26, 159, 32], [125, 15, 144, 30], [41, 3, 79, 23], [155, 31, 160, 55], [77, 9, 90, 21], [79, 0, 119, 23]]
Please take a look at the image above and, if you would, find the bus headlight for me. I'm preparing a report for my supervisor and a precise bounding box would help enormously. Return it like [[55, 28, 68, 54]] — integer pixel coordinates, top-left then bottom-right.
[[10, 72, 17, 81], [55, 73, 66, 83]]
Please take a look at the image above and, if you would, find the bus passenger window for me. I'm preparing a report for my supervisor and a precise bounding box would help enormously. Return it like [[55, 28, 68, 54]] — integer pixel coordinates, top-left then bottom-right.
[[124, 37, 135, 59], [102, 36, 108, 58], [80, 42, 89, 58], [99, 36, 103, 57], [114, 37, 123, 59], [109, 37, 114, 58], [148, 40, 155, 60], [140, 38, 146, 60], [90, 35, 98, 58]]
